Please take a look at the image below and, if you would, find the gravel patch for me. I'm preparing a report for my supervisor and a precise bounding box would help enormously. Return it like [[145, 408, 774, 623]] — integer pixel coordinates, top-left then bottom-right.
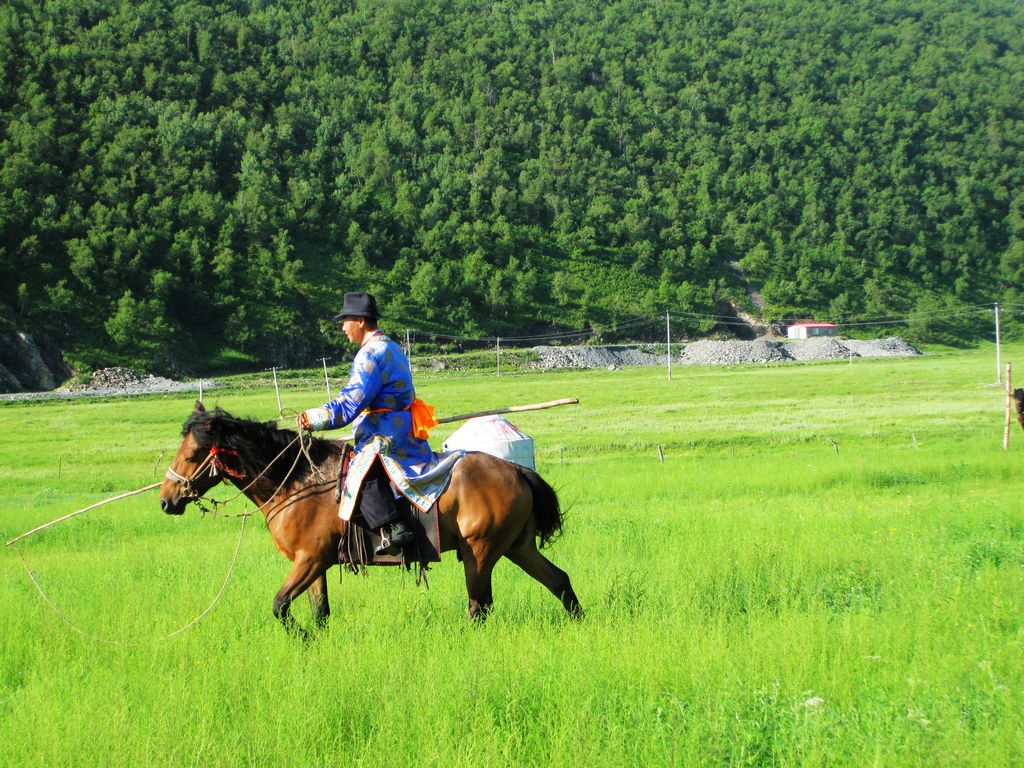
[[678, 339, 793, 365], [532, 336, 920, 369], [676, 337, 921, 366], [841, 337, 921, 357], [0, 367, 215, 402], [782, 337, 858, 361], [531, 345, 662, 370]]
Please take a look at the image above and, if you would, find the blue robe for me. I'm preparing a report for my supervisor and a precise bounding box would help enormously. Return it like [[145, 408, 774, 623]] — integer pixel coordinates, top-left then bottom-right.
[[307, 331, 462, 519]]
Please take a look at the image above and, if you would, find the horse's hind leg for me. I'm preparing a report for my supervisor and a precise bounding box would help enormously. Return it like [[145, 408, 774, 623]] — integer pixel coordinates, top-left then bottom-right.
[[457, 538, 495, 620], [505, 542, 583, 618], [306, 572, 330, 628]]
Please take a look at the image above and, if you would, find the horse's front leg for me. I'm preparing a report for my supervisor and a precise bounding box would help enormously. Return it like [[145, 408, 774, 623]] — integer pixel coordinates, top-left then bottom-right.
[[273, 554, 326, 638]]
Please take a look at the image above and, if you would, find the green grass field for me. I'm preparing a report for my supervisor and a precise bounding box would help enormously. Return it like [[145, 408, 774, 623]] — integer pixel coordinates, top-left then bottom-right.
[[2, 344, 1022, 767]]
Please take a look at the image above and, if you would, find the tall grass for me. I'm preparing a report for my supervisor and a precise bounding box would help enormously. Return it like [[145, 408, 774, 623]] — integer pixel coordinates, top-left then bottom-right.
[[1, 344, 1021, 766]]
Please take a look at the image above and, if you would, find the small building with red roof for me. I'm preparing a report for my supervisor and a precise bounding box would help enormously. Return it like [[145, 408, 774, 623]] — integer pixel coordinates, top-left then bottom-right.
[[786, 322, 838, 339]]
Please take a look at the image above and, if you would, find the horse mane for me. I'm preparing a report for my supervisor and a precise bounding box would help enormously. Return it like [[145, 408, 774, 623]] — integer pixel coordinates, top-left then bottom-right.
[[183, 407, 341, 487]]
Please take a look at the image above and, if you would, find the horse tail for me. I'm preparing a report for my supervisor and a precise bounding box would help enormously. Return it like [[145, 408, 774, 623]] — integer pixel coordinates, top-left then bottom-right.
[[518, 467, 563, 548]]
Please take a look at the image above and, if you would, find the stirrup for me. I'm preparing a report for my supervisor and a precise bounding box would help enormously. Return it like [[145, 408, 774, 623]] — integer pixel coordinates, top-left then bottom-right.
[[376, 527, 393, 555], [375, 523, 413, 557]]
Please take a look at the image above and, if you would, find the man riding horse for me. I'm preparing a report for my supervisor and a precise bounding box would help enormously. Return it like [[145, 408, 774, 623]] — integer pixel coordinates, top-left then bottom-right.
[[299, 291, 439, 556], [162, 289, 580, 623]]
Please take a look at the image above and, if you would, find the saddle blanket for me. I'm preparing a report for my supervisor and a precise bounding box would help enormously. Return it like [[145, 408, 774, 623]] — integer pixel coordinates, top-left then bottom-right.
[[338, 434, 466, 522]]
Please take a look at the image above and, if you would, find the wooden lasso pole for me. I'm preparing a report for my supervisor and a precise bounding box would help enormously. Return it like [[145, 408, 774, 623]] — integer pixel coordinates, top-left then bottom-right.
[[329, 397, 580, 440], [437, 397, 579, 424]]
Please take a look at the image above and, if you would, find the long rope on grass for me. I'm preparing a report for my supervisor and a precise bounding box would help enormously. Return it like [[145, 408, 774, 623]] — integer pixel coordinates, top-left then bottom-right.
[[13, 512, 249, 646], [5, 483, 162, 547]]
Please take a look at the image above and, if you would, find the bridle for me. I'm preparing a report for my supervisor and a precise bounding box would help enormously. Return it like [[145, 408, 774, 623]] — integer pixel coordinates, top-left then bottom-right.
[[164, 446, 245, 500], [163, 430, 316, 521]]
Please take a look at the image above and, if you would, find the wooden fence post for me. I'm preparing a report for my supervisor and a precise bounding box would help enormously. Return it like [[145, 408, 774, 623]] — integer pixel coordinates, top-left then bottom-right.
[[1004, 362, 1013, 451]]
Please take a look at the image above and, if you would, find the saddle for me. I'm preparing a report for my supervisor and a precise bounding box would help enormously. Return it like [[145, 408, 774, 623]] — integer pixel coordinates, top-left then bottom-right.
[[333, 442, 442, 568]]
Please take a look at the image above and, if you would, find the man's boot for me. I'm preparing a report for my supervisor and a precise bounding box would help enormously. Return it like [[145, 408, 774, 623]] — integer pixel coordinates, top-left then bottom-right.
[[375, 520, 415, 556]]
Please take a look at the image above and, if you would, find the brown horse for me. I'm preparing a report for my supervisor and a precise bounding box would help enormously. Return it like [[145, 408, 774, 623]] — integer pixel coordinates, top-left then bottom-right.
[[159, 402, 581, 632]]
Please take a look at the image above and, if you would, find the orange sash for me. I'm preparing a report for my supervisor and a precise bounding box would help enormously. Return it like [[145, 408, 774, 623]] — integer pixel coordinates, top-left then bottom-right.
[[362, 398, 438, 440]]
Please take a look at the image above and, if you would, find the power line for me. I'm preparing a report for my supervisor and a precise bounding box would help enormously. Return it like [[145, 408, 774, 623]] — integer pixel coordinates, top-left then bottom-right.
[[832, 308, 995, 328], [416, 314, 663, 344], [383, 301, 1018, 348]]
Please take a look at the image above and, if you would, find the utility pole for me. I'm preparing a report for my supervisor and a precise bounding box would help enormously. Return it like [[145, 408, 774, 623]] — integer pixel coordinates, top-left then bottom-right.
[[666, 311, 672, 381], [995, 303, 1002, 384], [321, 357, 331, 399]]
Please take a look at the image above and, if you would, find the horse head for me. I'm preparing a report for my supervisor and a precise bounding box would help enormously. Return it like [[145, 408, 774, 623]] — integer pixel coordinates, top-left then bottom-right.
[[159, 401, 228, 514], [1015, 389, 1024, 432]]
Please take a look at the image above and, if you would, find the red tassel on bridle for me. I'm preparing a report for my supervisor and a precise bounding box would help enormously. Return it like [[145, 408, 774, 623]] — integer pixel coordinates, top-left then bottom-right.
[[210, 445, 246, 479]]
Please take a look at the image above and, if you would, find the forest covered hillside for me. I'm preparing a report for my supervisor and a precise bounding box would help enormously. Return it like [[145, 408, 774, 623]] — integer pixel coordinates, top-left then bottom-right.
[[2, 0, 1023, 375]]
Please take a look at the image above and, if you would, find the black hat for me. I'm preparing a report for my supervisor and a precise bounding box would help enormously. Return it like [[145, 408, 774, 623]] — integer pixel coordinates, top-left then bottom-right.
[[333, 291, 380, 320]]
